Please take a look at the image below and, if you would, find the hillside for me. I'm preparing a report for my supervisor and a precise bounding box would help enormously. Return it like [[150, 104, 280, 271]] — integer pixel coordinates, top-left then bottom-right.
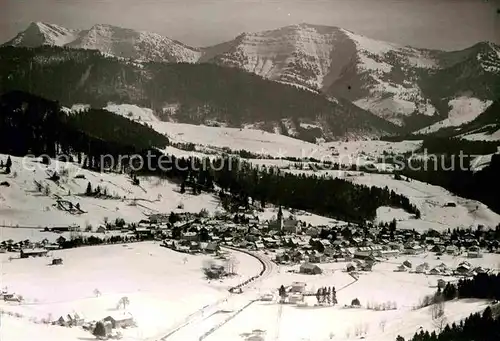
[[0, 46, 398, 141], [406, 100, 500, 141]]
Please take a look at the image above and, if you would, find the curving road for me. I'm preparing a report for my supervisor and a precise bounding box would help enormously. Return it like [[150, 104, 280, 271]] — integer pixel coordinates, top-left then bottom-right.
[[152, 246, 276, 341]]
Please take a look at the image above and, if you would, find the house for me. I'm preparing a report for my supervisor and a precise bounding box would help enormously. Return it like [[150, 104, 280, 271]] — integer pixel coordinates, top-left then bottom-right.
[[51, 226, 70, 233], [456, 263, 471, 275], [67, 312, 84, 326], [428, 267, 443, 276], [290, 282, 307, 293], [96, 225, 107, 234], [288, 293, 303, 304], [102, 321, 113, 336], [305, 227, 320, 238], [430, 245, 445, 253], [45, 243, 60, 250], [20, 248, 48, 259], [103, 312, 134, 329], [403, 260, 412, 269], [181, 231, 198, 241], [291, 250, 304, 262], [380, 249, 399, 258], [415, 263, 429, 274], [282, 218, 301, 234], [395, 264, 409, 272], [205, 242, 220, 254], [135, 228, 153, 238], [299, 263, 322, 275], [354, 247, 374, 259], [55, 312, 83, 327], [52, 258, 63, 265], [346, 264, 356, 272], [275, 252, 290, 264], [361, 262, 373, 271], [467, 246, 483, 258], [474, 266, 487, 274], [445, 245, 459, 255], [405, 244, 424, 255], [307, 251, 324, 263], [253, 241, 264, 250]]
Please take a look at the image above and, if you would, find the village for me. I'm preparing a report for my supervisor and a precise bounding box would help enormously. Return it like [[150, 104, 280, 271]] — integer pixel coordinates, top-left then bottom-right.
[[2, 200, 500, 340]]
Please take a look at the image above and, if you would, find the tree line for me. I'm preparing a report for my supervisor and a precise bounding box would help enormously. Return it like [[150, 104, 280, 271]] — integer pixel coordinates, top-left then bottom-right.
[[399, 306, 500, 341]]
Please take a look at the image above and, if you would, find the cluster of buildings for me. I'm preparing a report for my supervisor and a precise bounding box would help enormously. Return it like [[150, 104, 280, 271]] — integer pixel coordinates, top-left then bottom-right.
[[394, 260, 489, 277], [53, 310, 135, 337]]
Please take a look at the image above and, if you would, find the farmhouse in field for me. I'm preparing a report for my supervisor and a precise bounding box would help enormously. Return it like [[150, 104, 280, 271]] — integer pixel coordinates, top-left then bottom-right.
[[20, 248, 48, 258], [103, 312, 135, 329], [51, 258, 63, 265]]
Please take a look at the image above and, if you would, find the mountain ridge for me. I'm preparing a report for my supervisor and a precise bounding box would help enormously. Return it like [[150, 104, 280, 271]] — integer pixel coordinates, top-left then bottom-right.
[[4, 21, 500, 131], [0, 45, 399, 141]]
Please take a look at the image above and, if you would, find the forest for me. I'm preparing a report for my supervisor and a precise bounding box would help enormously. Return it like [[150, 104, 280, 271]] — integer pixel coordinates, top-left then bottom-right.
[[398, 273, 500, 341], [0, 90, 419, 223]]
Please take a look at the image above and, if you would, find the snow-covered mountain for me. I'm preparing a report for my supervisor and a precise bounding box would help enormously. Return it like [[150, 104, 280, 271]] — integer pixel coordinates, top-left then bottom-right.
[[200, 24, 439, 125], [4, 22, 201, 63], [4, 22, 500, 130], [201, 23, 500, 127], [5, 22, 81, 47]]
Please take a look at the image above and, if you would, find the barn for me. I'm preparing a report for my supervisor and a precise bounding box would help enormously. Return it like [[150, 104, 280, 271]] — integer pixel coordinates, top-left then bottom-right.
[[103, 312, 134, 329], [20, 248, 48, 259], [299, 263, 322, 275]]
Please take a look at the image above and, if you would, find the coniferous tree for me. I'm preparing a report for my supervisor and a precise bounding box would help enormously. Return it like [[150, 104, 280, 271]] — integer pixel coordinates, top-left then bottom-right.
[[93, 321, 106, 338], [5, 156, 12, 169], [86, 182, 92, 196]]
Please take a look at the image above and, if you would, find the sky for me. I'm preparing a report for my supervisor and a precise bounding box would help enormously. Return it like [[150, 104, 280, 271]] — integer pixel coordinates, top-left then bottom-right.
[[1, 0, 499, 50]]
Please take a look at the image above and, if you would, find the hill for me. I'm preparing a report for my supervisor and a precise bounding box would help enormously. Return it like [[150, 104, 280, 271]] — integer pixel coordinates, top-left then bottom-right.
[[0, 46, 398, 141]]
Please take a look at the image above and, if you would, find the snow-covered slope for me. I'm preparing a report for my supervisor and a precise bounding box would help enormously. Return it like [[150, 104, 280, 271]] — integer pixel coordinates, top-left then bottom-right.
[[461, 129, 500, 141], [68, 24, 202, 63], [0, 153, 219, 228], [4, 22, 201, 63], [5, 22, 81, 47], [416, 97, 493, 134]]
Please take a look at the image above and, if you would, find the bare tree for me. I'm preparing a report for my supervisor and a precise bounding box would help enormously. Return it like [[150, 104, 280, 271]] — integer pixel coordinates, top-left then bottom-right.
[[430, 297, 445, 320], [93, 288, 101, 297], [117, 296, 130, 310], [433, 315, 448, 333], [430, 294, 447, 332]]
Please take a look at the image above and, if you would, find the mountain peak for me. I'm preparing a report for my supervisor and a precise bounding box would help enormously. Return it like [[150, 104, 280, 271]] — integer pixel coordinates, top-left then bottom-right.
[[4, 21, 80, 47]]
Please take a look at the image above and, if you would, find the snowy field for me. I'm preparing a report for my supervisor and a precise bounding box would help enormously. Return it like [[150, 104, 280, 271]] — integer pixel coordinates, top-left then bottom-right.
[[1, 238, 499, 341], [105, 103, 423, 164], [0, 242, 263, 341]]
